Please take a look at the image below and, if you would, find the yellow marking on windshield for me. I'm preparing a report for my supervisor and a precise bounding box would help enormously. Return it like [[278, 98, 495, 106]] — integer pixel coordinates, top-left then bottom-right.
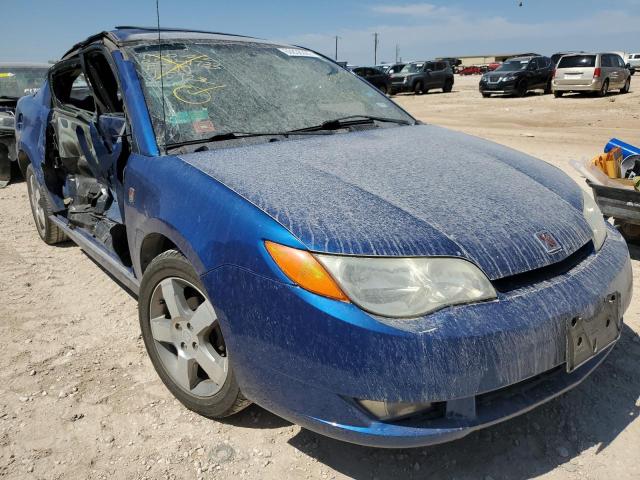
[[145, 54, 211, 80], [173, 81, 226, 105]]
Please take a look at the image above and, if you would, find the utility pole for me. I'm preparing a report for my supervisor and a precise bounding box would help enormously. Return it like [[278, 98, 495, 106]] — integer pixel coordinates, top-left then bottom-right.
[[395, 44, 400, 63], [373, 32, 379, 65], [334, 35, 340, 61]]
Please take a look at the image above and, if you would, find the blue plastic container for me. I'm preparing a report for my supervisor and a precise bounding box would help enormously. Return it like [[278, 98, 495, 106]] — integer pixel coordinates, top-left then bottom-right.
[[605, 138, 640, 158]]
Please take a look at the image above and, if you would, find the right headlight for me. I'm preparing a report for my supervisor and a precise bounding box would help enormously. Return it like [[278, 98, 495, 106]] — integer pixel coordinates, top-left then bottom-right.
[[315, 254, 496, 318], [582, 190, 607, 251]]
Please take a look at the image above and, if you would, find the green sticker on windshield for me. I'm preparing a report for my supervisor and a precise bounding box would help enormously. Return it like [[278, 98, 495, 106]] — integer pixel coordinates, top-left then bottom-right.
[[0, 72, 15, 79], [168, 109, 209, 125]]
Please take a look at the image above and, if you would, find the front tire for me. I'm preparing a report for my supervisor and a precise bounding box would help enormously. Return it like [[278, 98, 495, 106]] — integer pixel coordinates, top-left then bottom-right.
[[139, 250, 250, 418], [515, 80, 528, 97], [414, 81, 424, 95], [25, 164, 67, 245], [554, 90, 563, 98]]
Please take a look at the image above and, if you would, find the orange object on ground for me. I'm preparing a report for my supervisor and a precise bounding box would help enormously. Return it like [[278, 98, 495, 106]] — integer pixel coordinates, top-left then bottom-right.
[[592, 147, 623, 179]]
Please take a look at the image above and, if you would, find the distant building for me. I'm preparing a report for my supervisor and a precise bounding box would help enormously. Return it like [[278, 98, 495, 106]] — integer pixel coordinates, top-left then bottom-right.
[[439, 53, 540, 66]]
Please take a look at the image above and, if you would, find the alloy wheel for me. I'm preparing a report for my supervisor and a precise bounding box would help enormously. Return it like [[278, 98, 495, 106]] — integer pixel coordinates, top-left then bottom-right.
[[28, 174, 46, 231], [148, 277, 229, 398]]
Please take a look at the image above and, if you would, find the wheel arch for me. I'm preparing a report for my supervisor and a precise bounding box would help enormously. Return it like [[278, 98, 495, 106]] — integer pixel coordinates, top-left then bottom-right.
[[17, 150, 31, 178], [139, 232, 181, 275], [134, 223, 205, 280]]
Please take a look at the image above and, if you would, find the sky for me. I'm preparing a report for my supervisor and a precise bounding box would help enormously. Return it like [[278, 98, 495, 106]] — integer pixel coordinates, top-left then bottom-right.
[[1, 1, 639, 65]]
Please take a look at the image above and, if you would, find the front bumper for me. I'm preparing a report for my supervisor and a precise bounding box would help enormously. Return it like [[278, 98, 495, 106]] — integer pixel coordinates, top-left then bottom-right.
[[202, 227, 632, 447], [390, 82, 411, 93], [479, 80, 517, 94]]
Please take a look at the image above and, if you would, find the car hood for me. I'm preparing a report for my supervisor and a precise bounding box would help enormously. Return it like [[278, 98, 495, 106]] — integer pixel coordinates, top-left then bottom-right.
[[179, 124, 592, 280]]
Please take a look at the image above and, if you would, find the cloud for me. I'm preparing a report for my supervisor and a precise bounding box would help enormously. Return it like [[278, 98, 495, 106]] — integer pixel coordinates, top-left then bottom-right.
[[280, 8, 640, 65], [371, 3, 452, 17]]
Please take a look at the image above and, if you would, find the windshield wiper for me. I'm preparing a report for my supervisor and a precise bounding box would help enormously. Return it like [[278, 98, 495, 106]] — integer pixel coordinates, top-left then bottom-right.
[[165, 130, 332, 152], [290, 115, 414, 133], [0, 95, 19, 101], [164, 116, 415, 152]]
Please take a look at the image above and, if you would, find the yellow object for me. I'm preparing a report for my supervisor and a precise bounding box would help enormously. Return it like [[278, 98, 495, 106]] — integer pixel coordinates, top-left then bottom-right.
[[592, 147, 623, 179], [265, 241, 349, 301]]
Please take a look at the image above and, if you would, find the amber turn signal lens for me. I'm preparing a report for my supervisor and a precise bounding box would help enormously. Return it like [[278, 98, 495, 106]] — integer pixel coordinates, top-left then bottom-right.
[[265, 241, 349, 302]]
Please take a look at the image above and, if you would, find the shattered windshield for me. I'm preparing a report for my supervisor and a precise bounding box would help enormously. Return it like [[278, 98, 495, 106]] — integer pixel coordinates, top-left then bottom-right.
[[123, 40, 412, 147], [0, 67, 49, 98]]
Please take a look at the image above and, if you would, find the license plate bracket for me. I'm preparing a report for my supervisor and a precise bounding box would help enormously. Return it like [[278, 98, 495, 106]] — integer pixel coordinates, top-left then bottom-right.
[[566, 293, 621, 372]]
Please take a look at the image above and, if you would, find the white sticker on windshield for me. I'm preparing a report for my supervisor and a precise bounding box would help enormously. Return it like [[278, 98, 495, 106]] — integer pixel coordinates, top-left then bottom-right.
[[278, 48, 320, 58]]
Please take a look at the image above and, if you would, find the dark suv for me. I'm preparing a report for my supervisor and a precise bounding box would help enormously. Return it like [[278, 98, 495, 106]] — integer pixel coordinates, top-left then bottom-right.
[[352, 67, 392, 94], [479, 56, 554, 97], [390, 60, 454, 95]]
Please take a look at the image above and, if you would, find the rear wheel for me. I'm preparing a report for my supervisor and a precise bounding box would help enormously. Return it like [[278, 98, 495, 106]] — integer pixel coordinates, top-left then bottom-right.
[[597, 79, 609, 97], [544, 80, 552, 94], [25, 164, 67, 245], [139, 250, 250, 418], [413, 81, 424, 95], [0, 144, 10, 188], [554, 90, 563, 98], [443, 78, 454, 93], [621, 77, 631, 94]]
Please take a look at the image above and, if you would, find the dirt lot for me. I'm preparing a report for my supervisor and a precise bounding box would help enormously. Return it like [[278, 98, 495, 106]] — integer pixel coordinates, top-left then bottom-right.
[[1, 75, 639, 480]]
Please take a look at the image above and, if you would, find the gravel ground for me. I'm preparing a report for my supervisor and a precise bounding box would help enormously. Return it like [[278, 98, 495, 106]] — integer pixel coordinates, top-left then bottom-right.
[[0, 75, 639, 480]]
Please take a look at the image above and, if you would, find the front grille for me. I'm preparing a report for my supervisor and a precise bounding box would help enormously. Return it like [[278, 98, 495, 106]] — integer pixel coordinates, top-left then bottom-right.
[[488, 75, 500, 83], [493, 241, 595, 293]]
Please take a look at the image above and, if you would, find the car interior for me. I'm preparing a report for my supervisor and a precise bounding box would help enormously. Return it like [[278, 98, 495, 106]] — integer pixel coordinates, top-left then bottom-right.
[[45, 47, 131, 266]]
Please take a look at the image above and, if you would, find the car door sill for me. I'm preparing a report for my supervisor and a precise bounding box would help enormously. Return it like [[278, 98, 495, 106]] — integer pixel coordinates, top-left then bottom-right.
[[49, 215, 140, 296]]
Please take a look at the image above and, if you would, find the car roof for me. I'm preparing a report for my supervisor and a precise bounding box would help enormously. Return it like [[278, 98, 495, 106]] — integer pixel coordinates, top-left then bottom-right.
[[507, 56, 537, 62], [62, 26, 286, 59]]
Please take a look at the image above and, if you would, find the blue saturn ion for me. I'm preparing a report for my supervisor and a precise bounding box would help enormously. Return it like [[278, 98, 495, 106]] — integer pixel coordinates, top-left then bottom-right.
[[15, 27, 632, 448]]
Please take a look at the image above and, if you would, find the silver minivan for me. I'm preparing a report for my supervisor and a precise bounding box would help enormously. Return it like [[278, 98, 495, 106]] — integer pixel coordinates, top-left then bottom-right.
[[552, 53, 631, 97]]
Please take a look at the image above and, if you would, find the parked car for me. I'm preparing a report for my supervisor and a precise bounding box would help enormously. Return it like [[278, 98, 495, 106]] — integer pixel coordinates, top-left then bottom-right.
[[352, 66, 391, 94], [487, 62, 502, 71], [18, 27, 632, 448], [437, 57, 462, 73], [552, 53, 631, 97], [627, 53, 640, 75], [479, 55, 554, 97], [390, 60, 454, 94], [384, 63, 406, 74], [551, 51, 585, 65], [0, 63, 50, 187], [459, 65, 483, 76]]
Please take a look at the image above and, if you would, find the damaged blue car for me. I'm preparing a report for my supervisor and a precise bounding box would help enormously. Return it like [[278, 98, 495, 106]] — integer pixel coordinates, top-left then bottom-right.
[[16, 27, 632, 448]]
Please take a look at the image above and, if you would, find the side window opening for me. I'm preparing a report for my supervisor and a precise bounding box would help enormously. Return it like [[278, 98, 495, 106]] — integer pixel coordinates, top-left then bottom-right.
[[83, 50, 123, 115], [50, 61, 96, 113]]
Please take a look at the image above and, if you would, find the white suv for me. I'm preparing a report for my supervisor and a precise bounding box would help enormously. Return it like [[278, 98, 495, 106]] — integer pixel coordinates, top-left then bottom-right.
[[627, 53, 640, 75]]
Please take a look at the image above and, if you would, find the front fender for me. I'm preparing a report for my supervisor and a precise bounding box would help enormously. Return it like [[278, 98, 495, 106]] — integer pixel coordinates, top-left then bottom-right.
[[124, 153, 305, 281]]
